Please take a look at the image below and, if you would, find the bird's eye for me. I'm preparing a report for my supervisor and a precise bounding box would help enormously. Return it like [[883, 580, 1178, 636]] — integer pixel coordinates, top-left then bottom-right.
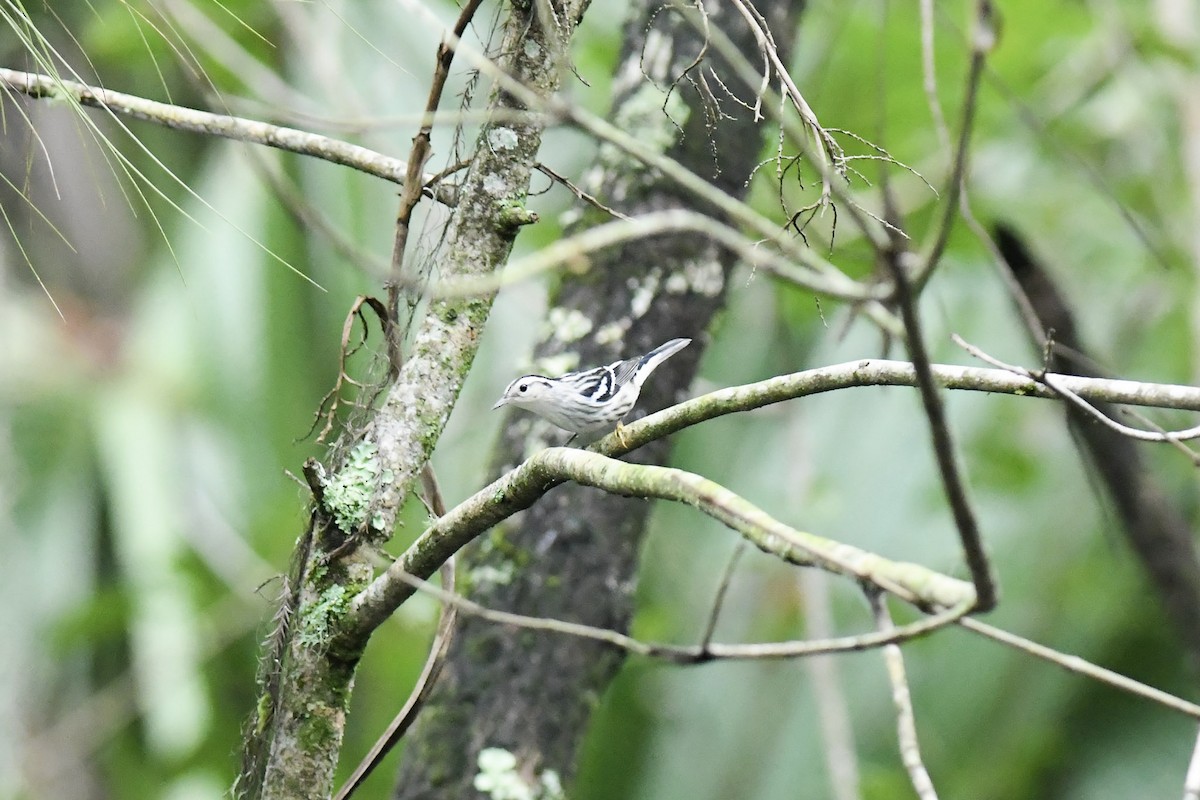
[[519, 383, 528, 393]]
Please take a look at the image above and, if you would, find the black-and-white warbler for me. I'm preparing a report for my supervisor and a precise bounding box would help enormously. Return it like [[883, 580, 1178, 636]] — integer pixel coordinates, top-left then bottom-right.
[[493, 337, 691, 443]]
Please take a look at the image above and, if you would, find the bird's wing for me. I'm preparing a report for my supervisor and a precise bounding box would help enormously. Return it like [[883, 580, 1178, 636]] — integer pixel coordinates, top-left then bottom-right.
[[566, 365, 618, 402], [610, 355, 642, 387]]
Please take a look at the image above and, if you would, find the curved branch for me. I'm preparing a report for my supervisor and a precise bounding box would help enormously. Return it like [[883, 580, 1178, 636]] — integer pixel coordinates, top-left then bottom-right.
[[428, 208, 887, 304], [617, 359, 1200, 452], [340, 447, 977, 647], [0, 67, 439, 190]]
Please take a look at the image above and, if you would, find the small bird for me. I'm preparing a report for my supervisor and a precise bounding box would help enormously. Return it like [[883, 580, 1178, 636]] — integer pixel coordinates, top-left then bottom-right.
[[493, 337, 691, 444]]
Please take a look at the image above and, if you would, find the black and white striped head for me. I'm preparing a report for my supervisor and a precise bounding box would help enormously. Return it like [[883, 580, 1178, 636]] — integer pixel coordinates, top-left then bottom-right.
[[492, 375, 561, 414]]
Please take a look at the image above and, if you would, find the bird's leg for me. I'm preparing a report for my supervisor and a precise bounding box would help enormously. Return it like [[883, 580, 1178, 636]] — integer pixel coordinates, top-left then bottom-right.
[[614, 421, 629, 449]]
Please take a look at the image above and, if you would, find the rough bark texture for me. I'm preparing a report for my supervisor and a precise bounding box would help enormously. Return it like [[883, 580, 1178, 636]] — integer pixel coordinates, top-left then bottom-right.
[[237, 2, 592, 797], [392, 1, 805, 797]]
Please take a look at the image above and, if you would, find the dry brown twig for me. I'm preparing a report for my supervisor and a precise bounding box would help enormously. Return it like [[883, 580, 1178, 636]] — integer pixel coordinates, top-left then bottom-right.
[[305, 296, 389, 445]]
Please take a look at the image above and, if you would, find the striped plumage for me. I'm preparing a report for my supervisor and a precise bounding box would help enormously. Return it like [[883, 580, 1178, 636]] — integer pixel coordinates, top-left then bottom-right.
[[493, 338, 691, 441]]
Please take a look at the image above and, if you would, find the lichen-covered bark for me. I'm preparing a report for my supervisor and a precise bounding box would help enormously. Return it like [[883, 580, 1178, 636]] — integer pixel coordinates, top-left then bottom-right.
[[238, 1, 593, 797], [392, 1, 806, 797]]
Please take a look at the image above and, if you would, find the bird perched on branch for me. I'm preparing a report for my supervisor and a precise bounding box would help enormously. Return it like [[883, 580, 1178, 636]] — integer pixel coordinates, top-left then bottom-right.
[[493, 337, 691, 444]]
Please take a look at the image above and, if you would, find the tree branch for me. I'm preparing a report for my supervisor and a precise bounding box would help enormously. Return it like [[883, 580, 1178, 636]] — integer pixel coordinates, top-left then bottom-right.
[[0, 67, 443, 190], [869, 590, 939, 800], [341, 446, 979, 647], [377, 567, 972, 663], [620, 359, 1200, 453]]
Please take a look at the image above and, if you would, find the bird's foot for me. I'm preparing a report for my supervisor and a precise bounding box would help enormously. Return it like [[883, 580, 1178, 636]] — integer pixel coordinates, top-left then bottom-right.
[[614, 421, 630, 449]]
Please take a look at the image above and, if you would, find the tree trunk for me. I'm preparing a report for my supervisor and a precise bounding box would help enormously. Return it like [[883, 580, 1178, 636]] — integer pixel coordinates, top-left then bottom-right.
[[393, 1, 806, 796], [236, 1, 592, 796]]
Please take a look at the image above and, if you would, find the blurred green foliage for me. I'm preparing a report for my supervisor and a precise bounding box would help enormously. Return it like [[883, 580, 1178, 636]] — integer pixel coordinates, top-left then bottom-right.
[[2, 0, 1199, 799]]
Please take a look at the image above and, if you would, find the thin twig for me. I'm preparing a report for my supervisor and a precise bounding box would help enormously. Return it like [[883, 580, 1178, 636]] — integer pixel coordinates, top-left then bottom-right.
[[913, 0, 994, 291], [1183, 724, 1200, 800], [954, 335, 1200, 444], [803, 570, 862, 800], [958, 617, 1200, 719], [383, 568, 971, 664], [1120, 407, 1200, 466], [699, 541, 747, 653], [0, 67, 426, 187], [535, 162, 631, 220], [869, 589, 939, 800], [385, 0, 488, 368], [881, 210, 996, 610], [919, 0, 951, 153]]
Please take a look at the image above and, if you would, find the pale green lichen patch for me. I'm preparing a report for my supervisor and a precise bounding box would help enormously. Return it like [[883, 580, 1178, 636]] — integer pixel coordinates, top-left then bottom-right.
[[469, 563, 516, 589], [532, 351, 580, 377], [468, 530, 529, 589], [594, 320, 629, 345], [665, 257, 725, 297], [544, 307, 593, 343], [601, 83, 691, 168], [322, 442, 391, 533], [628, 269, 661, 318], [483, 173, 509, 196], [297, 584, 350, 649], [488, 127, 519, 151], [473, 747, 564, 800]]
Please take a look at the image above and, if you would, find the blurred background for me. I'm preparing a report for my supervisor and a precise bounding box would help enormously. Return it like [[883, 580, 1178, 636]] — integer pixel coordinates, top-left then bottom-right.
[[2, 0, 1199, 798]]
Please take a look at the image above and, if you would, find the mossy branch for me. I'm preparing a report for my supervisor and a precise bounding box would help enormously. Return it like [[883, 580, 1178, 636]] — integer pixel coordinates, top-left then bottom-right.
[[341, 446, 975, 647]]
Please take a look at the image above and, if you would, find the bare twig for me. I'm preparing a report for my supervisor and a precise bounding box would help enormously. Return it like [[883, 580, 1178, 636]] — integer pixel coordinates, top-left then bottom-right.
[[698, 541, 747, 653], [1121, 407, 1200, 466], [0, 67, 426, 187], [913, 0, 995, 291], [305, 296, 388, 445], [379, 568, 971, 664], [535, 162, 631, 220], [881, 209, 996, 610], [919, 0, 951, 153], [803, 570, 862, 800], [385, 0, 488, 368], [954, 336, 1200, 444], [869, 589, 939, 800], [725, 0, 844, 209], [959, 617, 1200, 719], [683, 11, 892, 252], [1184, 724, 1200, 800]]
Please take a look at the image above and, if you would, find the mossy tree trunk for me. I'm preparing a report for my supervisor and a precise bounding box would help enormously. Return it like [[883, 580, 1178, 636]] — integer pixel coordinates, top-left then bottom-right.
[[235, 1, 593, 797]]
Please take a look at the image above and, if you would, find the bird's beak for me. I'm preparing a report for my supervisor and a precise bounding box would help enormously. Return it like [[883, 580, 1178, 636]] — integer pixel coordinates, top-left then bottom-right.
[[492, 398, 507, 410]]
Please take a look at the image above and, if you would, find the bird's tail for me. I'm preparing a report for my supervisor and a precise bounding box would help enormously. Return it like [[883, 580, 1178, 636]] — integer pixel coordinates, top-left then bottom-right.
[[631, 337, 691, 387]]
